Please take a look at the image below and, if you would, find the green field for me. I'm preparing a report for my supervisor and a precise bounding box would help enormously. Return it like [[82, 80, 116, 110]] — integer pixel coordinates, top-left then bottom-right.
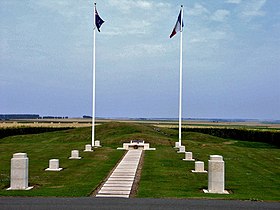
[[0, 122, 279, 201]]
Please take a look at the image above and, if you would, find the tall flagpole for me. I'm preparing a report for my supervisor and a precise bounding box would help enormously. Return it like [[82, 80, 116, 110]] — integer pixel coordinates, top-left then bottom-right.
[[178, 5, 183, 147], [92, 2, 97, 147]]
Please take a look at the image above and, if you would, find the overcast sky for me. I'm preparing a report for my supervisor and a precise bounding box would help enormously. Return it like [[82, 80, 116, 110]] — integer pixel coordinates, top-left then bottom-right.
[[1, 0, 279, 120]]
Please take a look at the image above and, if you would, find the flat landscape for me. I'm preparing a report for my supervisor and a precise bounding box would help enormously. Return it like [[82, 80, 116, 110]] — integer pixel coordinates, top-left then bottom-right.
[[0, 120, 279, 201]]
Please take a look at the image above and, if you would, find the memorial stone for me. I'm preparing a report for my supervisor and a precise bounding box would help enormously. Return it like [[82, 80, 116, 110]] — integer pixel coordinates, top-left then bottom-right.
[[69, 150, 82, 159], [45, 159, 63, 171], [203, 155, 229, 194], [174, 142, 180, 148], [183, 151, 195, 161], [7, 153, 33, 190], [94, 140, 101, 147], [192, 161, 207, 173], [84, 144, 93, 152], [177, 145, 185, 153]]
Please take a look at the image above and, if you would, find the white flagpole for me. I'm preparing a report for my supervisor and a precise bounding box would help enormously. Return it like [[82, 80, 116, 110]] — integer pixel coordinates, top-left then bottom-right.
[[178, 5, 183, 147], [92, 2, 97, 147]]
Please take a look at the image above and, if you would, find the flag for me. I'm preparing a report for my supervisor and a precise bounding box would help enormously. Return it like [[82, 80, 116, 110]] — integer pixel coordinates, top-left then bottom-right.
[[169, 9, 184, 38], [95, 8, 104, 32]]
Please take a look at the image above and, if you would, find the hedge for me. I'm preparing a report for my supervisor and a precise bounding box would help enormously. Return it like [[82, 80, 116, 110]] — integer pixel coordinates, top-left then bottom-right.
[[180, 127, 280, 147], [0, 127, 73, 139]]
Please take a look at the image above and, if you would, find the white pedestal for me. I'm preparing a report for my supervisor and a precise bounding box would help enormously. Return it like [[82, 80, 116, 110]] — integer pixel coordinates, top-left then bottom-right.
[[174, 142, 180, 148], [69, 150, 82, 159], [94, 140, 101, 147], [203, 155, 229, 194], [177, 146, 185, 153], [45, 159, 63, 171], [7, 153, 33, 190], [183, 152, 195, 161], [84, 144, 93, 152], [117, 141, 156, 150], [192, 161, 207, 173]]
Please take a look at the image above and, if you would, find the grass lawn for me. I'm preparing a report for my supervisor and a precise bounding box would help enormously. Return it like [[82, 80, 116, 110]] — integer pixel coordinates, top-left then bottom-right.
[[138, 131, 280, 201], [0, 122, 279, 201], [0, 127, 124, 196]]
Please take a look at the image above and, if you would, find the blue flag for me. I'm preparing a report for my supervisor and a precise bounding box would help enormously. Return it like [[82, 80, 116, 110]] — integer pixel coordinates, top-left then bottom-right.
[[95, 8, 104, 32]]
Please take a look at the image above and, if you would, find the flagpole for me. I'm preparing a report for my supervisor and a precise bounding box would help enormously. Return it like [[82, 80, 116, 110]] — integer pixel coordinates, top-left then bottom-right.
[[178, 5, 183, 147], [92, 2, 97, 147]]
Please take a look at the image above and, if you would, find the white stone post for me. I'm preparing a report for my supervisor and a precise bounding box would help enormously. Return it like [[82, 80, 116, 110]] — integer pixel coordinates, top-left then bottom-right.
[[94, 140, 101, 147], [69, 150, 82, 159], [183, 152, 195, 161], [174, 142, 180, 148], [7, 153, 33, 190], [192, 161, 207, 173], [45, 159, 63, 171], [203, 155, 229, 194], [84, 144, 93, 152], [177, 145, 185, 153]]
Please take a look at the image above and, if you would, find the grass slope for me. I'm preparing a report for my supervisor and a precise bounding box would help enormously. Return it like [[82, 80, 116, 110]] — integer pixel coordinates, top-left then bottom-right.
[[138, 130, 280, 201], [0, 122, 279, 201], [0, 127, 124, 196]]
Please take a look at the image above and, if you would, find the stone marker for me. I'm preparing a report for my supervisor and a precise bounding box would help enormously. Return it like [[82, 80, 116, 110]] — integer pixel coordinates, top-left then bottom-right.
[[177, 145, 185, 153], [7, 153, 33, 190], [45, 159, 63, 171], [94, 140, 101, 147], [203, 155, 229, 194], [117, 140, 156, 150], [84, 144, 93, 152], [174, 142, 180, 148], [183, 151, 195, 161], [192, 161, 207, 173], [69, 150, 82, 159]]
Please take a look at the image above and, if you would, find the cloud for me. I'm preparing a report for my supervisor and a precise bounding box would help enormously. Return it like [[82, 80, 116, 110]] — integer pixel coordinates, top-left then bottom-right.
[[108, 0, 169, 12], [240, 0, 267, 18], [102, 0, 171, 37], [189, 29, 228, 44], [103, 19, 152, 36], [187, 3, 209, 16], [31, 0, 88, 19], [211, 10, 230, 22], [226, 0, 242, 4], [118, 44, 167, 58]]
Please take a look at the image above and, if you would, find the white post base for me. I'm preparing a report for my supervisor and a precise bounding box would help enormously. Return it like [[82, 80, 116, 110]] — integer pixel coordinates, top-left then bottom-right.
[[203, 189, 229, 194], [84, 144, 93, 152], [69, 150, 82, 159], [183, 152, 195, 161]]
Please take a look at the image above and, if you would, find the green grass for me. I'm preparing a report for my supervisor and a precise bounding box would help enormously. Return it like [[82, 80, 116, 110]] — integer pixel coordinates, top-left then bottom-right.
[[0, 127, 124, 196], [138, 131, 280, 201], [0, 122, 279, 201]]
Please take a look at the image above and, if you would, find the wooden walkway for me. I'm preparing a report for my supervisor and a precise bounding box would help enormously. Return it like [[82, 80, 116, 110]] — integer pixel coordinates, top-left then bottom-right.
[[95, 150, 142, 198]]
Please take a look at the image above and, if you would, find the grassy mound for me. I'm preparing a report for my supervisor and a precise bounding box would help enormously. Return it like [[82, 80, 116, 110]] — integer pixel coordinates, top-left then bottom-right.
[[0, 122, 279, 201], [138, 129, 280, 201], [0, 126, 123, 196]]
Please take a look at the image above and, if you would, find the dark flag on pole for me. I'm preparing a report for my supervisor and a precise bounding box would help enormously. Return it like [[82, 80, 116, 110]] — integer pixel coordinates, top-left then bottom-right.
[[95, 7, 104, 32]]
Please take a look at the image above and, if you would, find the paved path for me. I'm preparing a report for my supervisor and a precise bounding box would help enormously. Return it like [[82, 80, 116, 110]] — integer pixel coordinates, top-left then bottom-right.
[[95, 150, 142, 198]]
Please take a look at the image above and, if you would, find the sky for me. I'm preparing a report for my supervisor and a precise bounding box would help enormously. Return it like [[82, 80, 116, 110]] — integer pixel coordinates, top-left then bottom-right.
[[1, 0, 279, 120]]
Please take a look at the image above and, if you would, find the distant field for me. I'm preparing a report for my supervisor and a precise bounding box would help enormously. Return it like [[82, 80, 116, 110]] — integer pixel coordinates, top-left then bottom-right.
[[0, 121, 92, 128], [1, 118, 279, 129]]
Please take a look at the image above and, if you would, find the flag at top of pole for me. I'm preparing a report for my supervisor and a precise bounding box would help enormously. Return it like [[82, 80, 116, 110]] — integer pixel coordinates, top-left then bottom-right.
[[94, 3, 104, 32], [92, 3, 104, 147], [170, 5, 184, 148], [170, 6, 184, 38]]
